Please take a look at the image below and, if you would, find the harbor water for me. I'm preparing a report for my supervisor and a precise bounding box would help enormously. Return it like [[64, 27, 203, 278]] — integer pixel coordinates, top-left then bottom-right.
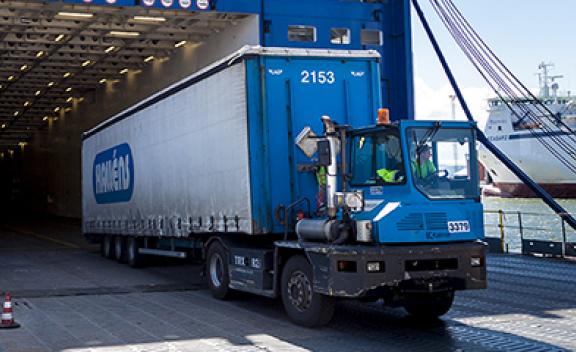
[[482, 197, 576, 253]]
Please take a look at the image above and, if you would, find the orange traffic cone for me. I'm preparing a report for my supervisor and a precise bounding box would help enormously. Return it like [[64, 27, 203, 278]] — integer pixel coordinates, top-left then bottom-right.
[[0, 292, 20, 329]]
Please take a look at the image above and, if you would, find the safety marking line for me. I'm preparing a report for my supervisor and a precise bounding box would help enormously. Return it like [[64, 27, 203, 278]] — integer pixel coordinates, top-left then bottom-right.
[[1, 226, 80, 249]]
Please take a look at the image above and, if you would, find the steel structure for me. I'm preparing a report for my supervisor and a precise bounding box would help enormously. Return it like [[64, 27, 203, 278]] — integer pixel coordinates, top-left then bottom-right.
[[0, 0, 415, 152]]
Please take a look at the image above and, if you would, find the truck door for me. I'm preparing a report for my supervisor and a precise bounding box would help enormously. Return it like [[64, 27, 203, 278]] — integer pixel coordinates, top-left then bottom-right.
[[262, 55, 380, 232]]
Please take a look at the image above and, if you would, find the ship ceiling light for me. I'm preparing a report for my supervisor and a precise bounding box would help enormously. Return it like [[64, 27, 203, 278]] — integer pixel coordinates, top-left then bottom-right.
[[0, 0, 251, 150]]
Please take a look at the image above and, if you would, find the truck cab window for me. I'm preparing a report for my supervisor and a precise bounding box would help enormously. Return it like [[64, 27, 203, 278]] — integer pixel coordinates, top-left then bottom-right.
[[351, 132, 405, 185], [408, 128, 479, 199]]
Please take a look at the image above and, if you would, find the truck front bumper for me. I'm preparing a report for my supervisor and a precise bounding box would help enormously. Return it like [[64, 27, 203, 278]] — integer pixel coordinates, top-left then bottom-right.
[[303, 241, 487, 298]]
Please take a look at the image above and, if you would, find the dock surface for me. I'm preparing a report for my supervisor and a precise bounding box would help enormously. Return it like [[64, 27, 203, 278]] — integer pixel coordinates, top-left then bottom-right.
[[0, 220, 575, 352]]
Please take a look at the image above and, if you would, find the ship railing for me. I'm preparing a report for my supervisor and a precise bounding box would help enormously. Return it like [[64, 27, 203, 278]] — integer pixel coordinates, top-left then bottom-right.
[[483, 209, 576, 259]]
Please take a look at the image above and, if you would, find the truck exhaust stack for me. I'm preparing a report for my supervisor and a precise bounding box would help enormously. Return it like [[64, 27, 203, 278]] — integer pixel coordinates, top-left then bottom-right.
[[321, 115, 339, 219]]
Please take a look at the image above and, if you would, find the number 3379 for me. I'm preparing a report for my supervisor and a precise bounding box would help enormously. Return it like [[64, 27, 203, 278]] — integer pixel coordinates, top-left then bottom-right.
[[301, 70, 335, 84], [448, 221, 470, 233]]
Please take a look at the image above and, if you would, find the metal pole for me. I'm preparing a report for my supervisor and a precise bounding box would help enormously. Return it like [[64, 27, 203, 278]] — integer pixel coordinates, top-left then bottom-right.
[[411, 0, 576, 232], [517, 211, 524, 242], [498, 210, 505, 253], [562, 218, 566, 258]]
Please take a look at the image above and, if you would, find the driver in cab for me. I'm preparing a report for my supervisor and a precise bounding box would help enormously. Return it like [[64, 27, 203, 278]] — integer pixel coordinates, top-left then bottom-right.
[[413, 144, 436, 180]]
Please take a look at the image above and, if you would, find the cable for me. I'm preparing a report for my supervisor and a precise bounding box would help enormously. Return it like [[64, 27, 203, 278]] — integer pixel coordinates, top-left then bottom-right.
[[428, 0, 576, 174]]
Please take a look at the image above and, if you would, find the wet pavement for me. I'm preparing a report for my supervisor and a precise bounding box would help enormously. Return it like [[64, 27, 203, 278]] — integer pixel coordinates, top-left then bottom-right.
[[0, 220, 575, 351]]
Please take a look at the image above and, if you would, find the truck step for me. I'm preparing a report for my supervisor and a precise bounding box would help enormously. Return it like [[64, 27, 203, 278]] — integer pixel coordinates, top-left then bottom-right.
[[138, 248, 187, 258]]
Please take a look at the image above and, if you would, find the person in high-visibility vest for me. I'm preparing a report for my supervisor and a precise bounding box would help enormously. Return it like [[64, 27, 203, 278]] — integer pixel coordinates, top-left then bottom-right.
[[315, 166, 327, 210], [376, 168, 400, 183], [412, 144, 436, 179]]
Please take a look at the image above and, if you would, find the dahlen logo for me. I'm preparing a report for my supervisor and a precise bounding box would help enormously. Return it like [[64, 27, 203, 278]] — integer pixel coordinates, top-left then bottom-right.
[[93, 143, 134, 204]]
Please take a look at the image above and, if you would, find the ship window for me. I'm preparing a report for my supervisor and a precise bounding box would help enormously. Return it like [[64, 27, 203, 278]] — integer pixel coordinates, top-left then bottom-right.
[[361, 29, 382, 45], [288, 25, 317, 42], [331, 28, 351, 45], [497, 126, 502, 131]]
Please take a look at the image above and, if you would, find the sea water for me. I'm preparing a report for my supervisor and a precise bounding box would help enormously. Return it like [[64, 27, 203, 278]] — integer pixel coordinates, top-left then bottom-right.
[[482, 197, 576, 252]]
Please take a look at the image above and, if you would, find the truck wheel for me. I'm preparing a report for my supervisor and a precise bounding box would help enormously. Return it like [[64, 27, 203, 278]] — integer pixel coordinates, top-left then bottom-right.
[[114, 236, 127, 263], [126, 237, 145, 268], [281, 255, 335, 327], [101, 235, 114, 259], [206, 242, 230, 299], [403, 291, 455, 319]]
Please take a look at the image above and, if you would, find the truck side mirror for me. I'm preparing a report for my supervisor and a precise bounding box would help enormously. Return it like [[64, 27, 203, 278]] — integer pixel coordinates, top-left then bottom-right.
[[317, 140, 332, 166]]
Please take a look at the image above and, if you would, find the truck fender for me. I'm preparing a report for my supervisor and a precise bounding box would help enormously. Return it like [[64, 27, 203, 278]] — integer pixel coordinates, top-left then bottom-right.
[[273, 241, 306, 296], [203, 236, 230, 261]]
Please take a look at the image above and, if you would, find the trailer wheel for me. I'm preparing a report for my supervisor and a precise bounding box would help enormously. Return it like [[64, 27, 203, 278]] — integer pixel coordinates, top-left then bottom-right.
[[402, 290, 455, 319], [206, 242, 230, 299], [281, 255, 335, 327], [101, 235, 114, 259], [114, 236, 127, 263], [126, 237, 145, 268]]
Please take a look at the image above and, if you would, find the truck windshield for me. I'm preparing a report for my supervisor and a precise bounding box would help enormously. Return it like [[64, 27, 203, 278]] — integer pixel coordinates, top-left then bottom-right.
[[350, 131, 406, 185], [408, 128, 479, 199]]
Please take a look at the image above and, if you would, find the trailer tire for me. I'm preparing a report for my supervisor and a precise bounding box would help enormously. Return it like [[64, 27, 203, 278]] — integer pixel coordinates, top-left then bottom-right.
[[114, 236, 127, 263], [281, 255, 335, 327], [126, 237, 145, 268], [206, 242, 230, 300], [403, 290, 454, 319], [101, 235, 114, 259]]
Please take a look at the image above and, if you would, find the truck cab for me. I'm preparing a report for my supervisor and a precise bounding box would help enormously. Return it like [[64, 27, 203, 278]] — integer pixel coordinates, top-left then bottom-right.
[[273, 116, 486, 326]]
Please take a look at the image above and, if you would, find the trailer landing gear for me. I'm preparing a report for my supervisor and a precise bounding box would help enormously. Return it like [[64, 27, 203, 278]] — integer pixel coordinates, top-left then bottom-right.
[[207, 242, 231, 299], [281, 255, 334, 327]]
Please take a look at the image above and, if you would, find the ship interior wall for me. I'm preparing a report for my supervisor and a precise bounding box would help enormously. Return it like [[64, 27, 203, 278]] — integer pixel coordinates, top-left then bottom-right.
[[2, 15, 260, 220]]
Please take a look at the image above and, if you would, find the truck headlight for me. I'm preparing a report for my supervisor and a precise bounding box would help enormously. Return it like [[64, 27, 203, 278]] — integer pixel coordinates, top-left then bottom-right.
[[335, 191, 364, 212]]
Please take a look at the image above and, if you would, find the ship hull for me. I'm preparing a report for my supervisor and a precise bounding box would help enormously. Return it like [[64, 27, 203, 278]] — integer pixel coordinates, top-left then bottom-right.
[[484, 182, 576, 199], [480, 70, 576, 199]]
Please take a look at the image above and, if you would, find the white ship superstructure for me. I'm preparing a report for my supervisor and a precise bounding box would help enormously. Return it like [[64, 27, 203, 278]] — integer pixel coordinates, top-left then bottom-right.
[[479, 63, 576, 198]]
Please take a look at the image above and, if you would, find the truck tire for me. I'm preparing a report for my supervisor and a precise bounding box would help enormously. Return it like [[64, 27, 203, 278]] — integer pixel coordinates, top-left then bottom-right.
[[126, 237, 145, 268], [114, 236, 127, 263], [101, 235, 114, 259], [206, 242, 230, 299], [402, 290, 455, 319], [281, 255, 335, 327]]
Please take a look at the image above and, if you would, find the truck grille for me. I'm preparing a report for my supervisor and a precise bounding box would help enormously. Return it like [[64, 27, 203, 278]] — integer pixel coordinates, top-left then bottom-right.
[[425, 212, 448, 230], [396, 212, 448, 231], [396, 213, 424, 231]]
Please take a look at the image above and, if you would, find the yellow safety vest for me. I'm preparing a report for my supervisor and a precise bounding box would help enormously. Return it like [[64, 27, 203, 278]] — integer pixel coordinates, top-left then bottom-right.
[[412, 160, 436, 178], [316, 166, 327, 186], [376, 168, 399, 183]]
